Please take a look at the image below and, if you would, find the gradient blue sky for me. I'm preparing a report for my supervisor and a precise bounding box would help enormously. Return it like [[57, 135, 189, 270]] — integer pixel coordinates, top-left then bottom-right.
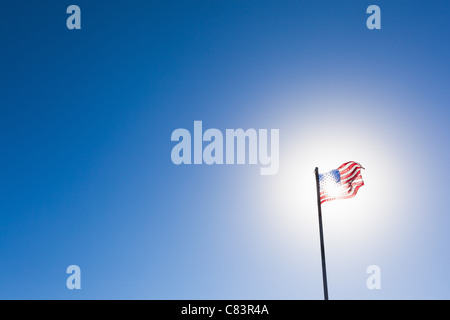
[[1, 1, 449, 299]]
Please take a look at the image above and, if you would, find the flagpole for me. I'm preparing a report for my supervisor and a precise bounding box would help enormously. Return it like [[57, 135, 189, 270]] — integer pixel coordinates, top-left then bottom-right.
[[314, 167, 329, 300]]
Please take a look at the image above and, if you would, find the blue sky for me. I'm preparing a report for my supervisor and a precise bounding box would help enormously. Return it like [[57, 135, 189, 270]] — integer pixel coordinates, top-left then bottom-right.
[[1, 0, 449, 299]]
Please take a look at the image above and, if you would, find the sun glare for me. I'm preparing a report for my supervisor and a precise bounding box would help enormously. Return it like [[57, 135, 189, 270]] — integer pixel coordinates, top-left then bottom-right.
[[249, 89, 421, 264]]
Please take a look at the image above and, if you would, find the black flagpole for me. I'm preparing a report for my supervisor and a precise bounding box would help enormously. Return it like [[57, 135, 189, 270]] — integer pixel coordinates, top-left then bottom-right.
[[314, 167, 329, 300]]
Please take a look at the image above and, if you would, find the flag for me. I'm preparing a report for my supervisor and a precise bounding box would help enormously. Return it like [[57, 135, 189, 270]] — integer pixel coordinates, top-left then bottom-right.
[[319, 161, 365, 204]]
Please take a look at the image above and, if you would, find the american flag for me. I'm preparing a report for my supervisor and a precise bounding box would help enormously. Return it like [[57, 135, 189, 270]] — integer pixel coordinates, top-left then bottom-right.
[[319, 161, 365, 204]]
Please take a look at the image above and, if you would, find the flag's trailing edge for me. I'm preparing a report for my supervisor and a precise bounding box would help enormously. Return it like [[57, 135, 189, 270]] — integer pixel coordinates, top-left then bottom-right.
[[319, 161, 365, 204]]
